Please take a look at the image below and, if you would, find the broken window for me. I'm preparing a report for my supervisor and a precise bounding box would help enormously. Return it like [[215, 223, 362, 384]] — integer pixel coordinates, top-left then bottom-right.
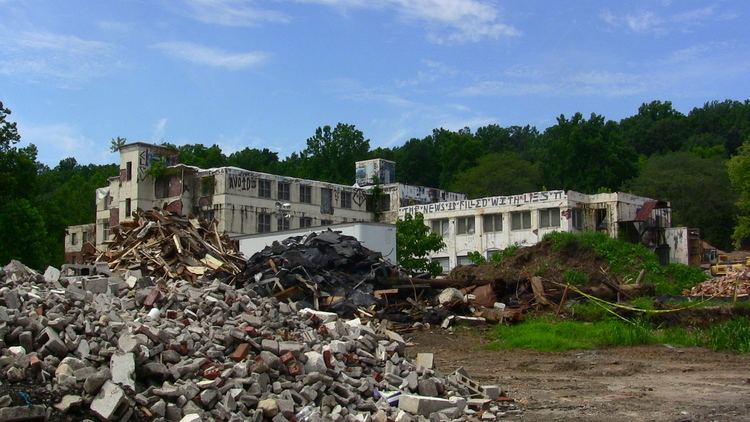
[[277, 217, 290, 231], [277, 181, 290, 201], [155, 176, 170, 199], [341, 191, 352, 209], [125, 198, 132, 217], [456, 217, 475, 235], [201, 176, 215, 196], [595, 208, 608, 229], [483, 214, 502, 232], [257, 213, 271, 233], [299, 185, 312, 203], [258, 179, 271, 198], [71, 233, 77, 245], [299, 217, 312, 228], [539, 208, 561, 228], [432, 257, 450, 273], [430, 219, 449, 237], [320, 188, 333, 214], [511, 211, 531, 230], [457, 255, 472, 266], [126, 161, 132, 181], [572, 208, 583, 229]]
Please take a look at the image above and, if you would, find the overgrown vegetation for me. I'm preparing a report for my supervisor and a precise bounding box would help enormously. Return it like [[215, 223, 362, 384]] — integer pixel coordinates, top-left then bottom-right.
[[467, 244, 520, 265], [543, 231, 708, 295], [489, 315, 750, 353], [396, 212, 445, 276]]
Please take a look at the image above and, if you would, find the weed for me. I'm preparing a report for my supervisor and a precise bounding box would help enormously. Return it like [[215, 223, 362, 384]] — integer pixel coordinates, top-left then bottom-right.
[[701, 317, 750, 353], [562, 269, 589, 286]]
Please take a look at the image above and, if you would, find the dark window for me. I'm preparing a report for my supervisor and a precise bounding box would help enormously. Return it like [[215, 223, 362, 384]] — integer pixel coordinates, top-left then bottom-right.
[[483, 214, 502, 232], [321, 219, 333, 226], [126, 162, 132, 181], [539, 208, 561, 228], [155, 176, 170, 199], [278, 181, 290, 201], [125, 198, 131, 217], [258, 213, 271, 233], [258, 179, 271, 198], [341, 191, 352, 209], [572, 209, 583, 229], [457, 217, 475, 235], [300, 185, 312, 203], [299, 217, 312, 228], [71, 233, 77, 245], [102, 222, 109, 241], [511, 211, 531, 230], [321, 188, 333, 214], [201, 176, 215, 196], [430, 219, 449, 237], [596, 208, 608, 229], [277, 217, 290, 231]]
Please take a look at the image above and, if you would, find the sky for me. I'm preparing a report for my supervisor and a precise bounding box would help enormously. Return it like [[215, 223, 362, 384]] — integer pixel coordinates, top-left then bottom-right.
[[1, 0, 748, 166]]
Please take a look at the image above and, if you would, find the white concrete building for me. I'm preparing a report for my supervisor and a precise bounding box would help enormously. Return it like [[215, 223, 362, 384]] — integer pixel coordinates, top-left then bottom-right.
[[398, 190, 672, 272], [79, 142, 463, 249], [64, 223, 96, 264]]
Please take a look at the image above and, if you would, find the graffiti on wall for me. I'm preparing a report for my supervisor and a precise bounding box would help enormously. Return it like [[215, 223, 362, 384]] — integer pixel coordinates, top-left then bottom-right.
[[400, 190, 566, 215], [227, 174, 257, 191]]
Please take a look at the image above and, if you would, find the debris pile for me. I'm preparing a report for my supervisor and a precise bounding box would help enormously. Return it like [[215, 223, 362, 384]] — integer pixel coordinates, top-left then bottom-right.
[[0, 260, 517, 421], [96, 209, 245, 284], [685, 269, 750, 297], [242, 230, 399, 316]]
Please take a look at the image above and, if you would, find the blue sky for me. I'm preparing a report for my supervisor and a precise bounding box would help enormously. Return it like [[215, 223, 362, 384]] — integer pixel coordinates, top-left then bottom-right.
[[1, 0, 748, 166]]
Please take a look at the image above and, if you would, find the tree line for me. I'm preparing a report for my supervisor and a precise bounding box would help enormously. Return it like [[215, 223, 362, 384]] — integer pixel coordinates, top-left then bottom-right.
[[1, 99, 750, 269]]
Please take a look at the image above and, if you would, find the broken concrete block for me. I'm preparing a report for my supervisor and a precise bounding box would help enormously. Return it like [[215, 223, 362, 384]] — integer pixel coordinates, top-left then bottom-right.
[[110, 352, 135, 390], [53, 395, 82, 413], [84, 368, 111, 394], [304, 351, 326, 373], [415, 353, 433, 370], [0, 405, 48, 422], [398, 394, 455, 417], [44, 266, 61, 283], [90, 381, 129, 421], [482, 385, 500, 399]]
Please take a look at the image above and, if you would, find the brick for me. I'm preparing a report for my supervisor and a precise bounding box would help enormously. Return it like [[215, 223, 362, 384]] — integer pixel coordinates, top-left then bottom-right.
[[230, 343, 251, 362]]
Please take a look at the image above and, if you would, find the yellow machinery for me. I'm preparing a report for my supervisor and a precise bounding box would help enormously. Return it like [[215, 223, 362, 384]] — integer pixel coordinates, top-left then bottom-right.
[[710, 254, 750, 277]]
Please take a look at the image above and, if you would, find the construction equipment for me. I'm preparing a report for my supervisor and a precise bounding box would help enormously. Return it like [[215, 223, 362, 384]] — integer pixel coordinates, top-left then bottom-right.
[[709, 254, 750, 277]]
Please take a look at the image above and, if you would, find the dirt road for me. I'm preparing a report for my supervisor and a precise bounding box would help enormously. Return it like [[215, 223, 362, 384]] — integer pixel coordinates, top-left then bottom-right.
[[405, 328, 750, 422]]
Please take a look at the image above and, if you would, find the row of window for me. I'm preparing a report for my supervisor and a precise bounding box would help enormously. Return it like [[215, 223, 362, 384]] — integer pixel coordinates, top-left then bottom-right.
[[430, 208, 562, 235], [257, 214, 336, 233], [254, 180, 354, 209]]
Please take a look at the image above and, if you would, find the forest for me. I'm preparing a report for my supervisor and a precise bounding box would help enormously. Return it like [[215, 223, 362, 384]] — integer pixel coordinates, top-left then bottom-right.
[[2, 99, 750, 268]]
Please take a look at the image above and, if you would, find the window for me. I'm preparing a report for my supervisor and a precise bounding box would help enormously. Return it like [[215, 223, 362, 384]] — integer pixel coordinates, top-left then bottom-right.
[[430, 219, 449, 237], [320, 188, 333, 214], [321, 219, 333, 226], [258, 179, 271, 198], [483, 214, 502, 233], [299, 185, 312, 203], [71, 233, 78, 245], [456, 217, 475, 235], [101, 222, 109, 242], [277, 217, 290, 231], [82, 232, 88, 244], [258, 213, 271, 233], [539, 208, 561, 228], [201, 176, 215, 196], [125, 198, 132, 217], [511, 211, 531, 230], [572, 209, 583, 230], [104, 194, 112, 210], [299, 217, 312, 228], [278, 181, 290, 201], [432, 257, 450, 274], [341, 191, 352, 209], [126, 162, 132, 181], [457, 255, 473, 266]]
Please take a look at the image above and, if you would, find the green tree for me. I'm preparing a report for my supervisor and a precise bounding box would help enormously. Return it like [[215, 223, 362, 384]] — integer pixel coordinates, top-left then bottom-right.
[[449, 152, 542, 198], [620, 101, 687, 156], [177, 144, 227, 168], [727, 141, 750, 247], [396, 212, 445, 275], [625, 151, 736, 250], [0, 199, 49, 268], [541, 112, 638, 192], [227, 147, 279, 173], [300, 123, 370, 184]]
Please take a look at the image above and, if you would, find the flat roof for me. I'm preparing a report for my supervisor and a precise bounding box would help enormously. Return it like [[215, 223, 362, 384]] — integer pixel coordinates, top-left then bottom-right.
[[230, 221, 395, 241]]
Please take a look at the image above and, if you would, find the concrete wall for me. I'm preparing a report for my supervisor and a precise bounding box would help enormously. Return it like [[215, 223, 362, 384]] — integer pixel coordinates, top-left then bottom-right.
[[666, 227, 690, 265], [236, 222, 397, 264]]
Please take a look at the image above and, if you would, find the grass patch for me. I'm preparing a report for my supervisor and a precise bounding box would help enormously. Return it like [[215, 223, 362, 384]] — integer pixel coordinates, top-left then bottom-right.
[[489, 316, 750, 353], [543, 231, 708, 295], [563, 269, 589, 286]]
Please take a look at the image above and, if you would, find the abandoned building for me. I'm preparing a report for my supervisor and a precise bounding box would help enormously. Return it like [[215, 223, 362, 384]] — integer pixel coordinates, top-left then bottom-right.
[[63, 223, 97, 264], [65, 142, 463, 257], [399, 190, 674, 272]]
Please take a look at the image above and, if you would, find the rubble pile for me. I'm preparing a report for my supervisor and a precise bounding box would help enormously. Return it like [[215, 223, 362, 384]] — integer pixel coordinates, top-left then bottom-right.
[[685, 269, 750, 297], [96, 209, 245, 284], [243, 231, 399, 316], [0, 260, 516, 421]]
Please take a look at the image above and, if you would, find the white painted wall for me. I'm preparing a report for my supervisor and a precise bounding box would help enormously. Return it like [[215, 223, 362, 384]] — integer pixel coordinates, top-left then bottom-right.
[[236, 222, 397, 264], [666, 227, 690, 265]]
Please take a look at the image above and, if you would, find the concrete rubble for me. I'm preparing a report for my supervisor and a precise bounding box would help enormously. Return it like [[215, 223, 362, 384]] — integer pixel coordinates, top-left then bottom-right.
[[0, 260, 520, 421]]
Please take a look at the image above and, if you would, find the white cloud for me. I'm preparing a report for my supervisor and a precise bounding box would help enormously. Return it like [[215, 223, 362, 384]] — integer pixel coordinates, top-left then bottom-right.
[[298, 0, 519, 43], [153, 118, 168, 141], [0, 30, 114, 84], [17, 122, 111, 165], [180, 0, 289, 26], [600, 5, 738, 35], [152, 42, 269, 70], [322, 78, 415, 107]]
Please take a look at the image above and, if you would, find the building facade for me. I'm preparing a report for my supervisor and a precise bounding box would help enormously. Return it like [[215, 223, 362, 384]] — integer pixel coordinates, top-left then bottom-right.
[[64, 223, 96, 264], [81, 142, 463, 249], [399, 190, 672, 272]]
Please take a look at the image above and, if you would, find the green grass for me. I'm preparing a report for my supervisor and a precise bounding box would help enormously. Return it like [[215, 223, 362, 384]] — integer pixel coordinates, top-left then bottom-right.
[[543, 231, 708, 295], [488, 316, 750, 353], [562, 269, 589, 286]]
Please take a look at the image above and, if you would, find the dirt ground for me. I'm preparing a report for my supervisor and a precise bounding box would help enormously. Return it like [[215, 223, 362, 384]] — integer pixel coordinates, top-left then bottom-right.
[[404, 328, 750, 422]]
